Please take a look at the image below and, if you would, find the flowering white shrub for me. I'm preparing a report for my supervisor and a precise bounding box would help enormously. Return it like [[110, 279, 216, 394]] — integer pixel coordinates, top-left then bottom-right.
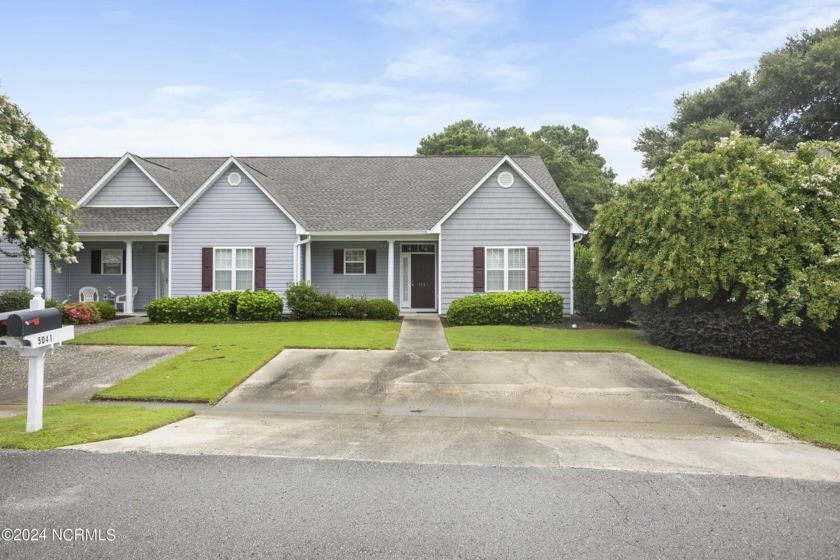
[[591, 133, 840, 330], [0, 94, 81, 267]]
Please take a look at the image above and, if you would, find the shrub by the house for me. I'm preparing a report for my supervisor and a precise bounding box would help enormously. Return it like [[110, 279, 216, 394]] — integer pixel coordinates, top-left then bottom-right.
[[0, 288, 33, 313], [147, 293, 238, 323], [286, 282, 399, 321], [365, 299, 399, 320], [337, 297, 368, 319], [92, 301, 117, 321], [447, 291, 564, 326], [60, 302, 102, 325], [234, 291, 283, 321], [285, 281, 338, 319]]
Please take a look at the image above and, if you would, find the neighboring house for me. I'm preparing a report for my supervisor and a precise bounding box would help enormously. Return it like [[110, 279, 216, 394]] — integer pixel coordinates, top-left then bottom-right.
[[0, 154, 585, 315]]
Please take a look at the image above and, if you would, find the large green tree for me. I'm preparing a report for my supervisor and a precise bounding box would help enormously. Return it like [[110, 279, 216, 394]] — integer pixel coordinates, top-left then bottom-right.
[[637, 20, 840, 171], [592, 132, 840, 330], [0, 93, 81, 267], [417, 120, 616, 228]]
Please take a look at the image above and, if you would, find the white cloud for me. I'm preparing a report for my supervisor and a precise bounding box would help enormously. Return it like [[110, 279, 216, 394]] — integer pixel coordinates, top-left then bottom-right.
[[383, 43, 539, 90], [583, 116, 648, 182], [49, 85, 497, 158], [284, 79, 398, 101], [610, 0, 840, 74]]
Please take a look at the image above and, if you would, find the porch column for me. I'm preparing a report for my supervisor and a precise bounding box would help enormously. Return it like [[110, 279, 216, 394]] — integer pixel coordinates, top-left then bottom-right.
[[24, 249, 35, 291], [305, 242, 312, 282], [125, 241, 134, 313], [44, 254, 52, 301], [387, 240, 395, 303]]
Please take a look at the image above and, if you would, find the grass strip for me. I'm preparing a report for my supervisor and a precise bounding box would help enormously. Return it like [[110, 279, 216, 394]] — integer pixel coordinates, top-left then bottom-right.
[[446, 326, 840, 449], [71, 321, 401, 404], [0, 404, 193, 450]]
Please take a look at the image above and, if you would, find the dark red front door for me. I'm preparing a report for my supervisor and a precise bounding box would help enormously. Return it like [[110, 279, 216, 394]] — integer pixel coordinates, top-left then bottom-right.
[[411, 254, 435, 308]]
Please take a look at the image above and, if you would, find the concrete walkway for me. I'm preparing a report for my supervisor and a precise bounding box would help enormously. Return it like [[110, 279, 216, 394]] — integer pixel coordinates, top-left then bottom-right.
[[395, 314, 450, 352]]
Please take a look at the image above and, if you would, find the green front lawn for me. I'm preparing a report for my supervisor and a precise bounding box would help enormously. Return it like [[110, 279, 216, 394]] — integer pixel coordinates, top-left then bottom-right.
[[0, 404, 194, 450], [446, 326, 840, 450], [72, 321, 401, 404]]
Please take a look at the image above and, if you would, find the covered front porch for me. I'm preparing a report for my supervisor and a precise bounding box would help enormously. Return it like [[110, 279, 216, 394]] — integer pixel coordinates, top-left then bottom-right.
[[48, 236, 170, 313], [295, 235, 439, 313]]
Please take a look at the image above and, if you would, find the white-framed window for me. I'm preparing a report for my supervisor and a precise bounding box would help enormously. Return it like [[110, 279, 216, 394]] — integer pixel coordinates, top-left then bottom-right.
[[102, 249, 123, 275], [486, 247, 526, 292], [214, 247, 254, 291], [344, 248, 366, 275]]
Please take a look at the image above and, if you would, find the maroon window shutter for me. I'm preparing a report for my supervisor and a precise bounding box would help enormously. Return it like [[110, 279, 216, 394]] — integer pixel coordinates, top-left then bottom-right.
[[90, 250, 101, 275], [255, 247, 266, 290], [473, 247, 485, 292], [333, 250, 343, 274], [366, 249, 376, 274], [528, 247, 539, 290], [201, 247, 213, 292]]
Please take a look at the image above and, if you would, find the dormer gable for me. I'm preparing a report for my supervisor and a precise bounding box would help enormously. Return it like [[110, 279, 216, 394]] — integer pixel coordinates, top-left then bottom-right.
[[78, 153, 178, 208]]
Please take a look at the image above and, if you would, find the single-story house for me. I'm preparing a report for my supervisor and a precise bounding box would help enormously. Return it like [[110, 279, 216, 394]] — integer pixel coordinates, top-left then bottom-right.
[[0, 154, 584, 315]]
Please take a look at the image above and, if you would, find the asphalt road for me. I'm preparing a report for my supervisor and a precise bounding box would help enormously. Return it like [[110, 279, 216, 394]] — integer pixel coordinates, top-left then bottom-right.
[[1, 450, 838, 559]]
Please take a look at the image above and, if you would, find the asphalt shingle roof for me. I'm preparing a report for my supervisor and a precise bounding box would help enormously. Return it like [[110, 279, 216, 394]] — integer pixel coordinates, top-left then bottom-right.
[[60, 155, 576, 233], [74, 207, 177, 232]]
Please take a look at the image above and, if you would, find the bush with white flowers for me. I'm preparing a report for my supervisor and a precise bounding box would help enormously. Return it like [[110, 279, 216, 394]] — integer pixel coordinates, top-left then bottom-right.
[[0, 94, 81, 268]]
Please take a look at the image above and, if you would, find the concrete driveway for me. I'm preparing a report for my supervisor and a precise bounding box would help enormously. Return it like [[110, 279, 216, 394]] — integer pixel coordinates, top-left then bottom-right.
[[0, 347, 187, 417], [74, 342, 840, 481]]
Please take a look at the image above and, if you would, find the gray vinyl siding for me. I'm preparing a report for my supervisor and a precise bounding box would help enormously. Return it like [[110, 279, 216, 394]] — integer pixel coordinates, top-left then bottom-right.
[[170, 164, 296, 297], [0, 241, 26, 292], [87, 161, 175, 207], [440, 164, 573, 315], [53, 242, 158, 308], [310, 241, 388, 299], [51, 262, 70, 303]]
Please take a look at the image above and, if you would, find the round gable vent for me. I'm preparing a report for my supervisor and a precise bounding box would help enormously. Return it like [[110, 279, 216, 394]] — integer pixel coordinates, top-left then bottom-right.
[[227, 172, 242, 186], [497, 171, 514, 188]]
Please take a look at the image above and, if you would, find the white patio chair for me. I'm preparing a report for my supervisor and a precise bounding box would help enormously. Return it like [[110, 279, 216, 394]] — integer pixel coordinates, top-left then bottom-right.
[[78, 286, 99, 302], [115, 286, 138, 311]]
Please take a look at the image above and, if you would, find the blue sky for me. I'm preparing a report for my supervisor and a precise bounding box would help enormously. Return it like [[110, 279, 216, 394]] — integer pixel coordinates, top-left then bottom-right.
[[3, 0, 840, 182]]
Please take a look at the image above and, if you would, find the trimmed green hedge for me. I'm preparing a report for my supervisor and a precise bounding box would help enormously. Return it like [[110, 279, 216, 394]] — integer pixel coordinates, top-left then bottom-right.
[[92, 301, 117, 321], [0, 288, 32, 313], [337, 297, 367, 319], [235, 291, 283, 321], [285, 282, 337, 319], [146, 291, 283, 323], [366, 299, 399, 320], [286, 282, 399, 320], [633, 298, 840, 364], [446, 291, 565, 326]]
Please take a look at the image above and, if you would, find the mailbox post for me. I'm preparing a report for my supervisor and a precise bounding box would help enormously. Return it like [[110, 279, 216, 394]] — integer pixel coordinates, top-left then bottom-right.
[[0, 288, 74, 432]]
